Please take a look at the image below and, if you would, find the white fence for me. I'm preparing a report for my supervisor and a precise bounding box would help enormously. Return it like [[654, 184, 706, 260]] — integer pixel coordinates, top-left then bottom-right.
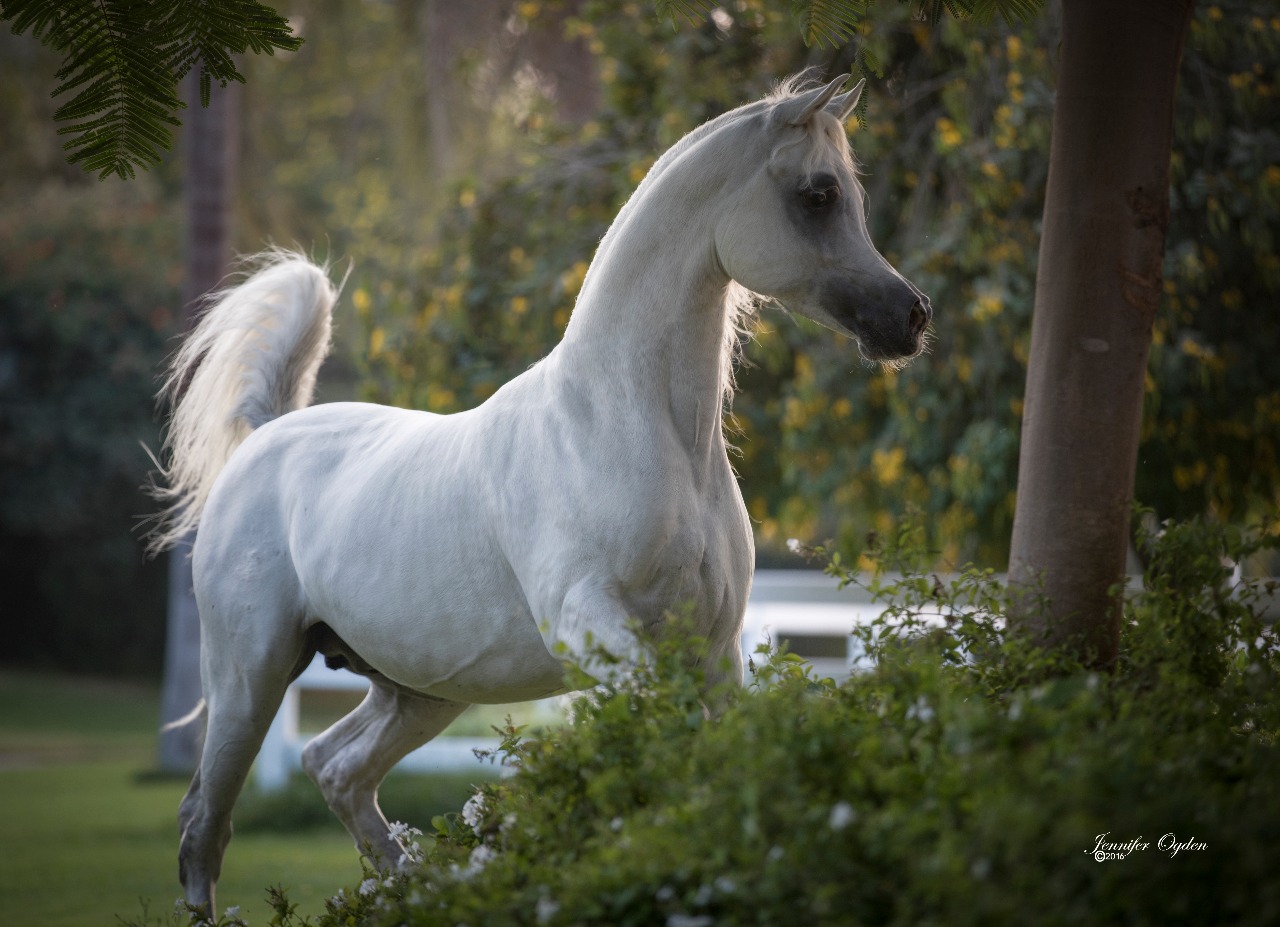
[[254, 569, 882, 790]]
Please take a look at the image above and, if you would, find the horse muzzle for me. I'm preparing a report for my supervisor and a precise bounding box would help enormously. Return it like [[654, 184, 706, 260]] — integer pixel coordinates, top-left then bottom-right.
[[821, 277, 932, 362]]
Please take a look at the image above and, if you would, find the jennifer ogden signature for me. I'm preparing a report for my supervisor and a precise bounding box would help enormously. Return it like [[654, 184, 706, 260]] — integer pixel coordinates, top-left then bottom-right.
[[1088, 833, 1208, 861]]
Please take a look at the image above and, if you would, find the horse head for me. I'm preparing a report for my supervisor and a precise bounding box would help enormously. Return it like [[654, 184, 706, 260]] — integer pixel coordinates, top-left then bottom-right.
[[716, 75, 931, 364]]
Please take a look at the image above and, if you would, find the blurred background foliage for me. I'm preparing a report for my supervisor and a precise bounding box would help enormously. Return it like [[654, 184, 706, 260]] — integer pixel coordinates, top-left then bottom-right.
[[350, 0, 1280, 566], [1, 0, 1277, 675]]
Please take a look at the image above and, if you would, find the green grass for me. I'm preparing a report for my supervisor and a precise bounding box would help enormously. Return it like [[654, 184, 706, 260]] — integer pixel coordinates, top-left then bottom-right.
[[0, 671, 494, 926]]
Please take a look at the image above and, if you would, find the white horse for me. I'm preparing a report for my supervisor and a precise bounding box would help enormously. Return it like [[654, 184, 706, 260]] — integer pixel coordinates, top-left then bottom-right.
[[150, 74, 929, 915]]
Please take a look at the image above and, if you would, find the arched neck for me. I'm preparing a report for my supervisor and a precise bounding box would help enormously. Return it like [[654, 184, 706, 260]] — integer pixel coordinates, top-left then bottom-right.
[[552, 141, 742, 464]]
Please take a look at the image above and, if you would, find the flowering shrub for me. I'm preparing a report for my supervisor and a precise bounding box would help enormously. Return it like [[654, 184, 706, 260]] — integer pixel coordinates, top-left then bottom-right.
[[139, 514, 1279, 927]]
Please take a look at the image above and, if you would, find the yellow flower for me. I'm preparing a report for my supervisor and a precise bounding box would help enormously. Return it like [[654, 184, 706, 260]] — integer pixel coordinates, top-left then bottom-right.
[[561, 260, 589, 296], [426, 384, 456, 410], [935, 117, 963, 151], [973, 294, 1003, 321], [871, 447, 906, 486]]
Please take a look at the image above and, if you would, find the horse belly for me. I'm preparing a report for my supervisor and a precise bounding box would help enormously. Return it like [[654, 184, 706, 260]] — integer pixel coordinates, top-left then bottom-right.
[[295, 520, 567, 704], [352, 597, 568, 704]]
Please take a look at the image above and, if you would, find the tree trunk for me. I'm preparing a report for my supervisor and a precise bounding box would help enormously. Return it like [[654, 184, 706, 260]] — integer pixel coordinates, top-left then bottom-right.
[[156, 73, 240, 773], [1007, 0, 1195, 666]]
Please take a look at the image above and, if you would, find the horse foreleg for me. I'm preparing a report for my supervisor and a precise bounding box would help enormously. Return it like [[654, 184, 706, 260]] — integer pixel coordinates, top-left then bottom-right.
[[302, 682, 468, 867], [698, 635, 745, 715], [551, 579, 648, 684]]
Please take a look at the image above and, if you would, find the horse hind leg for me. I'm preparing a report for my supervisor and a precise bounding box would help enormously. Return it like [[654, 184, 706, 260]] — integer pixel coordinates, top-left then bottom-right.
[[179, 635, 310, 919], [302, 682, 468, 867]]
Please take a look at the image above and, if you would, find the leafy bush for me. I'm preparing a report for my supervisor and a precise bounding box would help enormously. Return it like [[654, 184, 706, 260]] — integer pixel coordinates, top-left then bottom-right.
[[157, 514, 1278, 927], [0, 181, 181, 676], [233, 771, 499, 836]]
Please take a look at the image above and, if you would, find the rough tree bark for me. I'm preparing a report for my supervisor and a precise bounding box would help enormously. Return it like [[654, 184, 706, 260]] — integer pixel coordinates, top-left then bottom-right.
[[156, 74, 240, 772], [1007, 0, 1196, 666]]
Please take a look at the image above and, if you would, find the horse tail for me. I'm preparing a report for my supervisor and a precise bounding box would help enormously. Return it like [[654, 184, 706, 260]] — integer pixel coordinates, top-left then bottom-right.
[[161, 697, 207, 733], [146, 251, 338, 554]]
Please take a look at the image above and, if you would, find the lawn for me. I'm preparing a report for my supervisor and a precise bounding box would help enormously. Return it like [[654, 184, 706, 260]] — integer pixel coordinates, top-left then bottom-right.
[[0, 671, 491, 927]]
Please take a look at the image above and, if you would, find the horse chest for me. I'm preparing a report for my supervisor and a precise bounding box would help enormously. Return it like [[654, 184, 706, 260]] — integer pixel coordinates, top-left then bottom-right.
[[583, 465, 749, 622]]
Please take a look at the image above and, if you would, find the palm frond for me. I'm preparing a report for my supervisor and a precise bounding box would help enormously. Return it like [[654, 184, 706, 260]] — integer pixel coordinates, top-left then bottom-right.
[[157, 0, 302, 105], [4, 0, 181, 179], [977, 0, 1046, 24], [1, 0, 301, 179], [653, 0, 718, 28], [916, 0, 1045, 25], [793, 0, 871, 48]]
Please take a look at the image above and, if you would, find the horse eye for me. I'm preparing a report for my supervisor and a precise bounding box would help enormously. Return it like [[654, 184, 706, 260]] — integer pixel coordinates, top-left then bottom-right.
[[802, 186, 838, 210]]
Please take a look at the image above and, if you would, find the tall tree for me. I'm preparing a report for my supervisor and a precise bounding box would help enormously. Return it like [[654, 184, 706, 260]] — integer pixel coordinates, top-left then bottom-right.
[[1007, 0, 1196, 664], [156, 73, 240, 772]]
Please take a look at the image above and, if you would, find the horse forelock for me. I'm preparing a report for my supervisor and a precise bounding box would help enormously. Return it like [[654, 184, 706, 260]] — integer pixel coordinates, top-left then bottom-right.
[[766, 110, 859, 179], [764, 73, 861, 176]]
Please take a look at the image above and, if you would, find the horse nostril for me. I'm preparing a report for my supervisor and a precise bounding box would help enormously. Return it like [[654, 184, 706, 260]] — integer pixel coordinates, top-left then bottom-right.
[[908, 300, 929, 339]]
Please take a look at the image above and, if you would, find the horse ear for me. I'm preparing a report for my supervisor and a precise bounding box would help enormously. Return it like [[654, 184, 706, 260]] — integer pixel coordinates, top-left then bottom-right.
[[828, 78, 866, 123], [782, 74, 851, 127]]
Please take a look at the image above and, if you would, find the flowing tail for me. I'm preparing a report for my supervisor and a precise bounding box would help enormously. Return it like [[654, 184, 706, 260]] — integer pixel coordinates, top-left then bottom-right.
[[147, 251, 338, 554]]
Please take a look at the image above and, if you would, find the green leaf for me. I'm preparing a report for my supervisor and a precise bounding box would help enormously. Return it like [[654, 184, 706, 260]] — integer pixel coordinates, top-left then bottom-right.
[[1, 0, 301, 179], [652, 0, 717, 28], [793, 0, 870, 48]]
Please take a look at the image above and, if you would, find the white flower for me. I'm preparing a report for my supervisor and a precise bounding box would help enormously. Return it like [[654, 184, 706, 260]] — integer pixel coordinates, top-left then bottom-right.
[[787, 538, 804, 555], [667, 916, 714, 927], [713, 876, 737, 894], [223, 906, 242, 920], [389, 821, 425, 864], [829, 801, 856, 831], [535, 896, 561, 924], [905, 695, 934, 722], [461, 792, 487, 835], [453, 843, 498, 880], [610, 816, 624, 832], [388, 821, 412, 840], [359, 878, 379, 896]]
